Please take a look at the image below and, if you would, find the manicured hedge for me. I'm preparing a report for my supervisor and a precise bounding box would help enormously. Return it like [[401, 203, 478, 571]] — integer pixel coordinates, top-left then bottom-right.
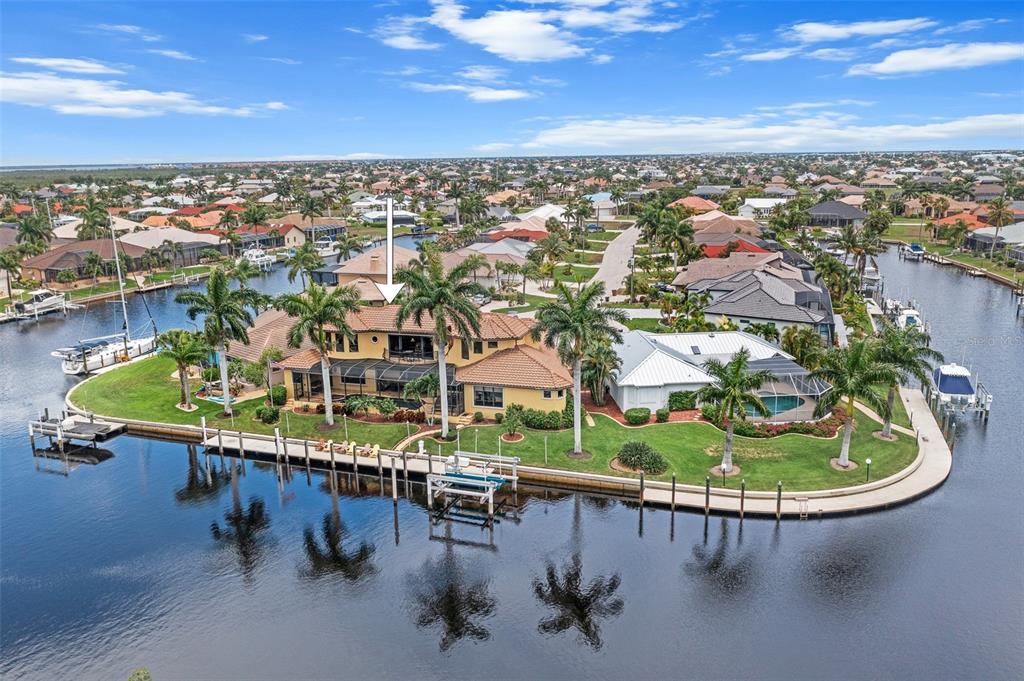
[[655, 408, 670, 423], [624, 407, 651, 425], [617, 441, 668, 474], [668, 390, 697, 411]]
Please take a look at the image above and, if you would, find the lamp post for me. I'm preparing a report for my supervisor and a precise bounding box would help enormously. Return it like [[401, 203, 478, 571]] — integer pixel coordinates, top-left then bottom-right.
[[865, 458, 872, 482]]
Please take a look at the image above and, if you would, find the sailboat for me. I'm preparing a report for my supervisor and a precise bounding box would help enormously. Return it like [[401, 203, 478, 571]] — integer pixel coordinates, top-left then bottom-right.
[[51, 220, 158, 375]]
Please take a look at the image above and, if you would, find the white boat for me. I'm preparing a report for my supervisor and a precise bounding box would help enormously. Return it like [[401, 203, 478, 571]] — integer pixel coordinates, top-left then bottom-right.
[[932, 363, 977, 407], [238, 247, 275, 270], [14, 289, 66, 317], [900, 243, 926, 260], [52, 334, 158, 374], [895, 307, 923, 330], [314, 236, 336, 258]]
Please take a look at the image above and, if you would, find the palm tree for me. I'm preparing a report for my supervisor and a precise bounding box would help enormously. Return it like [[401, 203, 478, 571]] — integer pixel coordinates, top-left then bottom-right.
[[875, 325, 942, 438], [942, 219, 970, 251], [446, 180, 466, 230], [285, 241, 324, 291], [239, 204, 269, 228], [228, 257, 262, 288], [811, 339, 899, 468], [331, 232, 365, 264], [781, 325, 824, 369], [533, 281, 628, 456], [175, 268, 259, 416], [581, 338, 620, 406], [77, 194, 108, 240], [0, 247, 20, 299], [536, 234, 568, 267], [696, 348, 777, 473], [157, 329, 211, 409], [217, 209, 239, 232], [275, 283, 362, 427], [658, 214, 695, 272], [162, 239, 185, 274], [297, 194, 323, 226], [402, 372, 440, 425], [985, 196, 1014, 259], [16, 213, 53, 248], [395, 251, 487, 438], [744, 322, 780, 344]]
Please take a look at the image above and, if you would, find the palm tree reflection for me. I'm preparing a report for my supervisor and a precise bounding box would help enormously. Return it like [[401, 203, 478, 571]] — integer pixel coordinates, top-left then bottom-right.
[[407, 525, 496, 652], [302, 474, 377, 582], [175, 445, 228, 505], [532, 494, 624, 650], [210, 464, 271, 584], [684, 517, 754, 597]]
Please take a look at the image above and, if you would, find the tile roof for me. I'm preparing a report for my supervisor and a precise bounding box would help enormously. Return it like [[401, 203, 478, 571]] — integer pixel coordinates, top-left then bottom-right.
[[672, 251, 782, 286], [668, 196, 720, 212], [456, 345, 571, 389], [329, 305, 536, 340], [278, 348, 323, 370], [21, 238, 147, 270], [227, 309, 314, 363]]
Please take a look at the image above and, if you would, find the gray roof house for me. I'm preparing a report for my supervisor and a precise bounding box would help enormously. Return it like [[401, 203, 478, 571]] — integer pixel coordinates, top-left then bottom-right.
[[691, 185, 732, 199], [807, 200, 867, 228]]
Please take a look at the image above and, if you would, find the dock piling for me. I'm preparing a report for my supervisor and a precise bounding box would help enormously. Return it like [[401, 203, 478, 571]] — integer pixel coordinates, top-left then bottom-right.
[[217, 428, 223, 454], [670, 473, 676, 512], [304, 439, 310, 469], [704, 476, 710, 516], [329, 440, 336, 470], [740, 479, 746, 520], [639, 470, 645, 506], [402, 451, 408, 482], [390, 456, 398, 503], [776, 481, 783, 521]]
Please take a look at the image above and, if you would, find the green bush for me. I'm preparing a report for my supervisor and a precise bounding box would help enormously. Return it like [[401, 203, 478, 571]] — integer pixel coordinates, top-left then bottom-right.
[[617, 441, 668, 474], [201, 366, 220, 383], [473, 411, 484, 422], [494, 412, 504, 424], [701, 404, 721, 424], [561, 397, 574, 428], [655, 408, 669, 423], [375, 397, 398, 417], [266, 385, 287, 406], [624, 407, 651, 425], [668, 390, 697, 411], [255, 405, 280, 424], [56, 269, 77, 284]]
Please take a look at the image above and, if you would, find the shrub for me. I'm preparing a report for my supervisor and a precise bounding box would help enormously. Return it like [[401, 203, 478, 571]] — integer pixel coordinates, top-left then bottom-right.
[[655, 408, 669, 423], [544, 410, 562, 430], [392, 409, 425, 424], [617, 441, 668, 474], [266, 385, 287, 406], [624, 407, 651, 426], [494, 412, 504, 424], [668, 390, 697, 411], [504, 408, 523, 436], [375, 397, 398, 418], [522, 407, 546, 429], [201, 366, 220, 383], [255, 405, 280, 424], [561, 398, 574, 428], [473, 411, 484, 423], [701, 404, 721, 424]]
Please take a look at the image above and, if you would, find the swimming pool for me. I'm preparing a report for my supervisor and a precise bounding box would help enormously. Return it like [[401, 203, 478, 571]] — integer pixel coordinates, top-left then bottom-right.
[[746, 395, 805, 416]]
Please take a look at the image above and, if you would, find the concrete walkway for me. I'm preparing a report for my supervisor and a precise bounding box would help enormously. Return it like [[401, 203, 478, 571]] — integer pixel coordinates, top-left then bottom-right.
[[593, 224, 639, 293]]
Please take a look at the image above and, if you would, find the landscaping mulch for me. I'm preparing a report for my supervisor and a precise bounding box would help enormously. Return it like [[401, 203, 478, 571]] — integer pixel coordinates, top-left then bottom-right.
[[710, 464, 742, 477], [608, 457, 638, 474], [830, 458, 859, 472], [566, 449, 594, 461]]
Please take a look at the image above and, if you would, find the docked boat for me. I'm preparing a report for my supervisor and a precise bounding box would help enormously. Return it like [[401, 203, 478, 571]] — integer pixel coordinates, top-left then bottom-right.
[[313, 237, 336, 258], [52, 334, 158, 374], [238, 246, 275, 270], [901, 243, 925, 260], [932, 363, 977, 407], [895, 306, 923, 330], [14, 289, 66, 317]]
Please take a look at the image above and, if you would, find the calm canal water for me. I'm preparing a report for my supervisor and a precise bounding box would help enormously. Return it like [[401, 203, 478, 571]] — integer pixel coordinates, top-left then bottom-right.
[[1, 247, 1021, 680]]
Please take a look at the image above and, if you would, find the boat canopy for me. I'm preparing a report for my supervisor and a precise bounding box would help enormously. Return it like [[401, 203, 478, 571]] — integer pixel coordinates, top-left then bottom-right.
[[934, 365, 974, 396], [55, 335, 126, 354]]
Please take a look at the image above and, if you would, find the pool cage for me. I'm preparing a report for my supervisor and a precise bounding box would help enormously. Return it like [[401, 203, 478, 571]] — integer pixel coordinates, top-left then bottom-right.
[[746, 357, 832, 423]]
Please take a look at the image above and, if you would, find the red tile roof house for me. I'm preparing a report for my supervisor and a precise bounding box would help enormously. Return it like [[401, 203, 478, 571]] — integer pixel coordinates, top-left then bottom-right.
[[20, 238, 147, 283], [935, 213, 985, 231]]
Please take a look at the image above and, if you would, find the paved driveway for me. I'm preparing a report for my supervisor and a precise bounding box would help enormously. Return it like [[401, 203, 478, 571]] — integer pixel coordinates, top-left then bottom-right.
[[592, 224, 639, 294]]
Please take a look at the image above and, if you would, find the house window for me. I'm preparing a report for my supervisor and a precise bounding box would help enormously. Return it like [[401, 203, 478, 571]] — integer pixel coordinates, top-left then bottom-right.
[[348, 335, 359, 352], [543, 390, 552, 399], [473, 385, 503, 408], [473, 341, 483, 354], [557, 389, 564, 398], [371, 335, 379, 344], [487, 341, 498, 349], [461, 340, 470, 360]]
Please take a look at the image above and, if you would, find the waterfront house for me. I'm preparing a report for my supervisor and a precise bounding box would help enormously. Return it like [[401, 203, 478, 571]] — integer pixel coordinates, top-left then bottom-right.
[[964, 221, 1024, 253], [20, 238, 147, 283], [310, 244, 419, 290], [807, 200, 866, 229], [606, 330, 830, 422], [255, 305, 571, 418], [672, 251, 793, 288]]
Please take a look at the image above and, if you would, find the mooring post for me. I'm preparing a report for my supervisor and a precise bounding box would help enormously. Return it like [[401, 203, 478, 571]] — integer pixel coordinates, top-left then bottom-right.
[[217, 428, 223, 454], [376, 446, 384, 477], [639, 470, 645, 506], [328, 440, 335, 470], [402, 451, 408, 482], [512, 459, 518, 491], [487, 487, 494, 518], [352, 443, 358, 473], [238, 431, 245, 461], [704, 476, 710, 515], [390, 456, 398, 503], [427, 476, 434, 509], [421, 440, 431, 475], [304, 439, 310, 469], [670, 473, 676, 512], [740, 479, 746, 520], [273, 427, 282, 464], [201, 416, 208, 450], [776, 481, 783, 521]]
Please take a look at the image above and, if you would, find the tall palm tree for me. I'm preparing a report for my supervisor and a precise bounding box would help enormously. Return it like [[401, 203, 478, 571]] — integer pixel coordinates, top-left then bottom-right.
[[228, 257, 262, 288], [536, 234, 568, 266], [533, 281, 628, 456], [395, 252, 486, 438], [0, 247, 20, 299], [581, 338, 620, 406], [875, 325, 943, 438], [331, 232, 365, 264], [77, 194, 109, 241], [162, 239, 185, 274], [658, 213, 695, 272], [275, 283, 362, 427], [297, 194, 324, 226], [942, 219, 970, 251], [781, 325, 824, 369], [16, 213, 53, 248], [157, 329, 211, 409], [985, 196, 1014, 259], [285, 241, 324, 291], [811, 339, 899, 468], [175, 268, 259, 416], [696, 348, 777, 473], [239, 204, 269, 228], [446, 180, 466, 230]]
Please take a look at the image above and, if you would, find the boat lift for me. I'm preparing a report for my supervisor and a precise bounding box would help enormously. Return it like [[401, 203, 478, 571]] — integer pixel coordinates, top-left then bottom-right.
[[426, 451, 520, 520]]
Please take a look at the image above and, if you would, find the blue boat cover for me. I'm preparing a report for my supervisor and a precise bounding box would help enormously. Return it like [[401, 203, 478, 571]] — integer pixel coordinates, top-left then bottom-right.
[[934, 368, 974, 395]]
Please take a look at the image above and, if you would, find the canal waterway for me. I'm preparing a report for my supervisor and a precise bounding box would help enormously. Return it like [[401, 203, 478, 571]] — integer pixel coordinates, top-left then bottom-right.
[[1, 247, 1021, 680]]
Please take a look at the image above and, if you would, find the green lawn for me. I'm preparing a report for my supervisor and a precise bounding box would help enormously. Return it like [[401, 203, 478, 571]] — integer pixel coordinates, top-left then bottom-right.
[[885, 224, 1023, 281], [566, 251, 604, 266], [586, 230, 623, 241], [492, 293, 553, 314], [64, 278, 140, 300], [868, 385, 912, 430], [70, 355, 411, 445], [414, 411, 917, 492], [623, 317, 670, 332], [553, 265, 598, 285], [145, 265, 211, 284], [582, 240, 610, 252]]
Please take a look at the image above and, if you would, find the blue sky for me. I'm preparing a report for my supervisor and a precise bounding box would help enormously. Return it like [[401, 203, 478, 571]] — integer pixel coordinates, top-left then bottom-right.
[[1, 1, 1022, 165]]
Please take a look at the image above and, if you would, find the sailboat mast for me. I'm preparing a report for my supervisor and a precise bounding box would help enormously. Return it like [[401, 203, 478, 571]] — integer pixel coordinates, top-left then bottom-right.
[[109, 218, 132, 342]]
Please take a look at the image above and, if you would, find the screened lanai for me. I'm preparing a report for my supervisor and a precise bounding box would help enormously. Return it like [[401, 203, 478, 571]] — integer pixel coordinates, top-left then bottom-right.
[[746, 356, 832, 423]]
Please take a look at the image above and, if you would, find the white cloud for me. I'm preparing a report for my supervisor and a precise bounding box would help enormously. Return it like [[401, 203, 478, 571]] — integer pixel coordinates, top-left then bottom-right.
[[243, 33, 269, 42], [757, 99, 874, 112], [709, 65, 731, 76], [848, 42, 1024, 76], [806, 47, 857, 61], [0, 71, 278, 118], [739, 47, 800, 62], [148, 49, 199, 61], [343, 27, 364, 34], [473, 142, 515, 152], [262, 57, 302, 65], [591, 54, 614, 64], [554, 0, 686, 33], [263, 101, 289, 110], [518, 112, 1024, 152], [934, 18, 1009, 36], [408, 81, 533, 102], [530, 75, 566, 86], [457, 64, 507, 82], [95, 24, 162, 42], [788, 18, 938, 43], [375, 16, 442, 50], [9, 57, 124, 74], [339, 152, 393, 159]]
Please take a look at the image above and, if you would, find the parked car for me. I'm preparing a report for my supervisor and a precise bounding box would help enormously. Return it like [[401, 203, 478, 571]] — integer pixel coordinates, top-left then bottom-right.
[[586, 223, 600, 232], [654, 282, 674, 293], [472, 293, 491, 306]]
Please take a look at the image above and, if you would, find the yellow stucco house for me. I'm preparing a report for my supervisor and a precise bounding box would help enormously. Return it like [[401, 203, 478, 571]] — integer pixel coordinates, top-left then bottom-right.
[[240, 305, 571, 418]]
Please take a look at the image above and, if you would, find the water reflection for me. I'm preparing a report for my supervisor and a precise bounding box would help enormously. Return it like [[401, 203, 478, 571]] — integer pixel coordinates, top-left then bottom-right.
[[407, 524, 497, 652], [683, 518, 755, 599], [174, 445, 229, 506], [210, 464, 272, 584], [301, 474, 377, 582], [532, 495, 624, 649]]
